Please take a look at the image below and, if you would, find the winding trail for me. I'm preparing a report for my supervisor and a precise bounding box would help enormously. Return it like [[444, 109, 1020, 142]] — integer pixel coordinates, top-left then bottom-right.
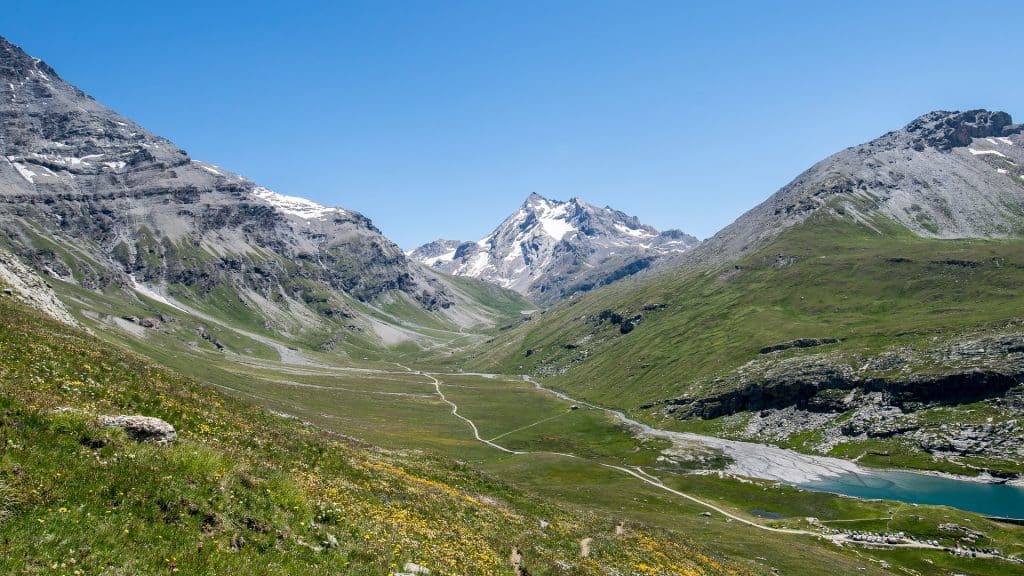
[[427, 373, 523, 455], [220, 352, 962, 555], [425, 371, 971, 554], [425, 372, 819, 536]]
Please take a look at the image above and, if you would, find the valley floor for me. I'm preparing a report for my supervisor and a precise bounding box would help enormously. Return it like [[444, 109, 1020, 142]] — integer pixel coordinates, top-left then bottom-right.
[[192, 339, 1024, 575], [12, 275, 1024, 575]]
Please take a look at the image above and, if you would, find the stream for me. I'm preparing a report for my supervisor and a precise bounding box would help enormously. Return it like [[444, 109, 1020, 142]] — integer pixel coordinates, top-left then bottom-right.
[[523, 377, 1024, 519]]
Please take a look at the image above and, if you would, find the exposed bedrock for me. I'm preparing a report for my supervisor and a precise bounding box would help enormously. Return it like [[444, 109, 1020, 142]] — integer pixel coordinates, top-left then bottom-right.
[[645, 334, 1024, 420], [663, 367, 1023, 420]]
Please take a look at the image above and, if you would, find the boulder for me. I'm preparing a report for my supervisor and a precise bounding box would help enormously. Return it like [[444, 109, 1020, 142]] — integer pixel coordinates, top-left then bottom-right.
[[100, 415, 177, 444]]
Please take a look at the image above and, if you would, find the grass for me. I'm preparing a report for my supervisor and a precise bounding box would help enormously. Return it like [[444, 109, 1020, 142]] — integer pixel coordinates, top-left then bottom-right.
[[6, 209, 1024, 573], [127, 323, 1023, 575], [0, 294, 746, 576], [5, 282, 1024, 574]]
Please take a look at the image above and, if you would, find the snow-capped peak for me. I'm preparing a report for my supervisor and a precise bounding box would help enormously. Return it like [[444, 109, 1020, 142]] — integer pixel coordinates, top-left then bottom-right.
[[411, 193, 700, 302]]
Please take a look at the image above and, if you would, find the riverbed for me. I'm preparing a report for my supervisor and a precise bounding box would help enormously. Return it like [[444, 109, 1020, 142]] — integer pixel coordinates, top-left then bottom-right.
[[525, 377, 1024, 519]]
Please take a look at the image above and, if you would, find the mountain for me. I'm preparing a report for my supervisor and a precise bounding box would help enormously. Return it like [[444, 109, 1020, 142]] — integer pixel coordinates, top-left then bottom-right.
[[410, 193, 699, 303], [678, 109, 1024, 267], [470, 110, 1024, 479], [0, 36, 527, 352]]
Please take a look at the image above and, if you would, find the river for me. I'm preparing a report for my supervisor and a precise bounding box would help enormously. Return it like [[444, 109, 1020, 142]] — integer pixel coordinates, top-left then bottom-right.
[[523, 376, 1024, 520]]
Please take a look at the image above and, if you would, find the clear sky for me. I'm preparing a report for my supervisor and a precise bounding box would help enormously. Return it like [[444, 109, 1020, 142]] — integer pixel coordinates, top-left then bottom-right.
[[3, 1, 1022, 249]]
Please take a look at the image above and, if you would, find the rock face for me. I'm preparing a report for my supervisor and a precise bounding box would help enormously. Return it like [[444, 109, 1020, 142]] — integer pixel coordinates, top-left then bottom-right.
[[904, 110, 1017, 151], [675, 109, 1024, 268], [656, 332, 1024, 419], [0, 36, 464, 334], [759, 338, 840, 354], [0, 249, 76, 325], [100, 415, 177, 444], [411, 193, 699, 303], [649, 331, 1024, 466]]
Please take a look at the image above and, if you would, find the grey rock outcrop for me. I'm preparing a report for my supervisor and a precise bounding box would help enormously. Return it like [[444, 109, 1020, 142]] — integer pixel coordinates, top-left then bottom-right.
[[411, 193, 699, 303], [100, 415, 177, 444], [759, 338, 840, 354], [0, 249, 76, 325], [650, 331, 1024, 467]]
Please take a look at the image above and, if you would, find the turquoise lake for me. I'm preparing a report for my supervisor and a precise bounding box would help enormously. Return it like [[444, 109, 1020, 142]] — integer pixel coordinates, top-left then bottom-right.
[[802, 470, 1024, 519]]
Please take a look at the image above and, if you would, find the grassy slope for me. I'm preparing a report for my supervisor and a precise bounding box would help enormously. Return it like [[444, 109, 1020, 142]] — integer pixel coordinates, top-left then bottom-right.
[[167, 344, 1023, 576], [0, 296, 742, 576], [468, 214, 1024, 408]]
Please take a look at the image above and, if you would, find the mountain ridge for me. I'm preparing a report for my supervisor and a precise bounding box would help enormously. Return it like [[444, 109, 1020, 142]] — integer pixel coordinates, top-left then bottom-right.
[[673, 109, 1024, 268], [465, 109, 1024, 482], [0, 35, 529, 351]]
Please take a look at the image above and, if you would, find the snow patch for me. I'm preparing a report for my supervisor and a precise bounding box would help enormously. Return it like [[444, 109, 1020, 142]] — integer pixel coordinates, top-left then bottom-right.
[[997, 168, 1008, 174], [193, 160, 224, 176], [129, 275, 185, 312], [422, 250, 456, 266], [534, 202, 575, 240], [968, 148, 1007, 158], [613, 223, 653, 238], [10, 161, 37, 183], [464, 252, 492, 276], [996, 137, 1014, 146], [539, 215, 574, 240], [251, 187, 346, 220]]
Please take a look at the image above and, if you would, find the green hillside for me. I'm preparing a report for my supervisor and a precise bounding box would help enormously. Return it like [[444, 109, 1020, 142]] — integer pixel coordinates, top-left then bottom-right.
[[0, 294, 741, 575], [464, 213, 1024, 474]]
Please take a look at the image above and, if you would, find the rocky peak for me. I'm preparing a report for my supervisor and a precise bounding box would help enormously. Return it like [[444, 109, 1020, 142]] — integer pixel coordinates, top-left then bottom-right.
[[0, 36, 59, 80], [901, 109, 1022, 151], [412, 192, 699, 302], [676, 108, 1024, 268]]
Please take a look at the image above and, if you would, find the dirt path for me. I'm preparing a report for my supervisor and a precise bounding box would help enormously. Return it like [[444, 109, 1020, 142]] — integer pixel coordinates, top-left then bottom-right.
[[427, 373, 523, 455], [426, 373, 821, 536], [425, 372, 969, 555]]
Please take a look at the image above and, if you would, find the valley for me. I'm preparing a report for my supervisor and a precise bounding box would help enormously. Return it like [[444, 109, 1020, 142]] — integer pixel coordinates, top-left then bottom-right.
[[41, 272, 1022, 575], [2, 31, 1024, 576]]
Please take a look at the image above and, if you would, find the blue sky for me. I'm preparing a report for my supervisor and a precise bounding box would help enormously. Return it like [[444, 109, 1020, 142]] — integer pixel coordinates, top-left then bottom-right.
[[3, 1, 1022, 248]]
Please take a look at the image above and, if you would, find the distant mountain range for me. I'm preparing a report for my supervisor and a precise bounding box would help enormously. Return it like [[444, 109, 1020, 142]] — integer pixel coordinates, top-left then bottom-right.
[[410, 193, 699, 303]]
